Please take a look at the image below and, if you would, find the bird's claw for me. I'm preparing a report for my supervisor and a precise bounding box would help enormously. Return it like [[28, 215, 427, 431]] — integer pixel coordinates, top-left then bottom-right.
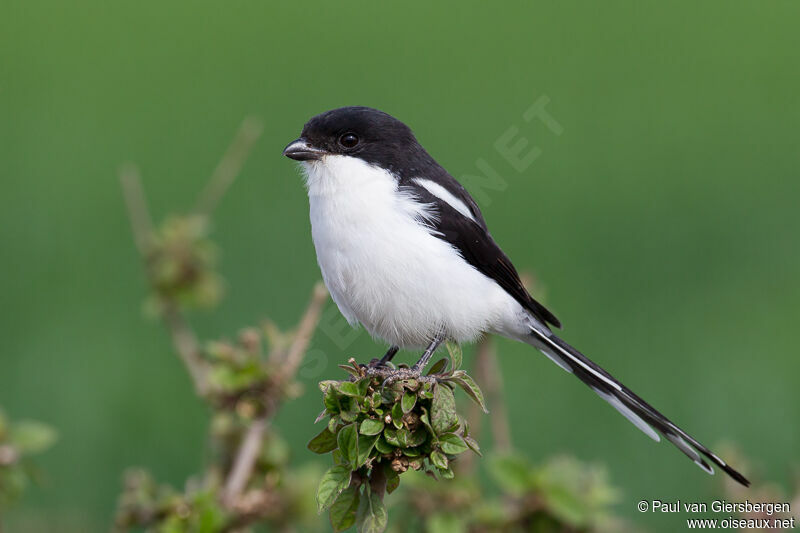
[[359, 358, 383, 370], [359, 365, 439, 389], [380, 367, 421, 388]]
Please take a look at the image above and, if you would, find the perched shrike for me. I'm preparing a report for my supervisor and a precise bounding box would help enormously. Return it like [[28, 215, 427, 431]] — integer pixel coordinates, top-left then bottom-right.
[[283, 106, 748, 486]]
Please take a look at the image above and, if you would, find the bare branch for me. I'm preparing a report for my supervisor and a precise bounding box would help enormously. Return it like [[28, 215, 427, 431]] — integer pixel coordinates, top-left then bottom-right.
[[479, 337, 511, 453], [221, 416, 269, 507], [162, 304, 209, 397], [464, 336, 511, 457], [194, 116, 264, 217], [119, 164, 154, 256], [221, 282, 328, 506], [276, 281, 328, 383], [120, 168, 210, 397]]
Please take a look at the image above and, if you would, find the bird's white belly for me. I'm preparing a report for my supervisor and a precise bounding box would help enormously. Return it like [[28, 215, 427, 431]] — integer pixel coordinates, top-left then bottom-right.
[[302, 155, 522, 348]]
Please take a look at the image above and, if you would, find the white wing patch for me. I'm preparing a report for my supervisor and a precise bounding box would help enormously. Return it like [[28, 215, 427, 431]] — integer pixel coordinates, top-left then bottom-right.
[[413, 178, 477, 223]]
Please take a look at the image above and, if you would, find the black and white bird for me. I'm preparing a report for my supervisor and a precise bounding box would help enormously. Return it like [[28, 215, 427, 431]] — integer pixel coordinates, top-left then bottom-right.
[[283, 106, 749, 486]]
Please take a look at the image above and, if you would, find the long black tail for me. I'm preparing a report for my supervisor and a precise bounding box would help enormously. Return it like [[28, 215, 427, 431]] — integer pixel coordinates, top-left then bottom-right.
[[527, 328, 749, 486]]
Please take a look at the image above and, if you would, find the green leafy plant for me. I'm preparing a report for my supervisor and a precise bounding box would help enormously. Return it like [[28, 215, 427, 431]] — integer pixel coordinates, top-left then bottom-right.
[[143, 214, 224, 314], [309, 342, 486, 532], [386, 454, 624, 533], [0, 409, 57, 509], [116, 119, 329, 532], [484, 454, 622, 532]]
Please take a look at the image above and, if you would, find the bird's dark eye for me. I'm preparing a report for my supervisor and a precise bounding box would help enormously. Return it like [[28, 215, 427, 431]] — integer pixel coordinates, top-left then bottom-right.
[[339, 133, 359, 148]]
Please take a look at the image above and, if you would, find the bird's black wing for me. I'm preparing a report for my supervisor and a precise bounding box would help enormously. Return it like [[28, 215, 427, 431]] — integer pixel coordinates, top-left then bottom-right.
[[400, 174, 561, 329]]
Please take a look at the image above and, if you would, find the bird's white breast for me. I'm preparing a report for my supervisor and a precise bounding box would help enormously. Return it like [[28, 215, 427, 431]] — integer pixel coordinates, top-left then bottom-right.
[[300, 155, 526, 348]]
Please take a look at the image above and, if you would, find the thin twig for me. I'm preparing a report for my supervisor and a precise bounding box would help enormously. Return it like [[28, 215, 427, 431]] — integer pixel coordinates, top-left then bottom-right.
[[162, 304, 209, 397], [458, 337, 491, 474], [194, 116, 264, 217], [466, 336, 511, 455], [119, 164, 154, 256], [120, 169, 210, 397], [221, 417, 269, 507], [221, 282, 328, 505], [276, 281, 328, 383], [480, 337, 511, 453]]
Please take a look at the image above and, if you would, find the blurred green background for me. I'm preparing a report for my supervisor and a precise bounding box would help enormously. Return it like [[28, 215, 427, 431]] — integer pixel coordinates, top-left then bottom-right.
[[2, 1, 798, 531]]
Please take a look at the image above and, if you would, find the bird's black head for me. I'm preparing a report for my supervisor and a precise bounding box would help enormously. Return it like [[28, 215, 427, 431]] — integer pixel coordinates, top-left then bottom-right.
[[283, 106, 433, 176]]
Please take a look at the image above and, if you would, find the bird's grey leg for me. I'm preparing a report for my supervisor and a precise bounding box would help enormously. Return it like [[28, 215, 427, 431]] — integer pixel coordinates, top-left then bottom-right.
[[411, 334, 445, 373], [378, 345, 399, 365], [365, 345, 399, 369], [368, 335, 446, 386]]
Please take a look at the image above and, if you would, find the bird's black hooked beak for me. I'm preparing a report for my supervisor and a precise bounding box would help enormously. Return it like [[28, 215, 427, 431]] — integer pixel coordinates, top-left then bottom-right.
[[283, 138, 326, 161]]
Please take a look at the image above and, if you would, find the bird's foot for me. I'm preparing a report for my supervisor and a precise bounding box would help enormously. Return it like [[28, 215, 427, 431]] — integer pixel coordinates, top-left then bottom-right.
[[358, 346, 399, 372], [360, 357, 385, 370], [361, 365, 439, 388]]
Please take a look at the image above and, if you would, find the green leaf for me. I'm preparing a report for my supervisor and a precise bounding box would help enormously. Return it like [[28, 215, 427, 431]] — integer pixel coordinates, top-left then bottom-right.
[[191, 490, 226, 533], [408, 456, 424, 471], [357, 434, 380, 467], [356, 378, 371, 397], [319, 380, 338, 392], [464, 435, 481, 456], [446, 340, 462, 371], [430, 450, 449, 470], [427, 513, 467, 533], [340, 411, 359, 423], [544, 485, 588, 527], [371, 392, 383, 408], [339, 397, 359, 422], [427, 358, 448, 376], [9, 421, 57, 455], [419, 407, 435, 435], [328, 417, 339, 434], [391, 403, 403, 429], [401, 391, 416, 414], [338, 364, 362, 378], [450, 371, 488, 413], [374, 436, 394, 454], [395, 427, 410, 447], [383, 428, 400, 447], [431, 385, 458, 434], [356, 488, 388, 533], [337, 381, 362, 397], [308, 427, 338, 454], [439, 433, 469, 455], [317, 465, 352, 512], [337, 424, 359, 467], [488, 454, 532, 496], [407, 428, 428, 447], [324, 387, 341, 413], [359, 418, 384, 436], [385, 467, 400, 494], [330, 484, 360, 532]]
